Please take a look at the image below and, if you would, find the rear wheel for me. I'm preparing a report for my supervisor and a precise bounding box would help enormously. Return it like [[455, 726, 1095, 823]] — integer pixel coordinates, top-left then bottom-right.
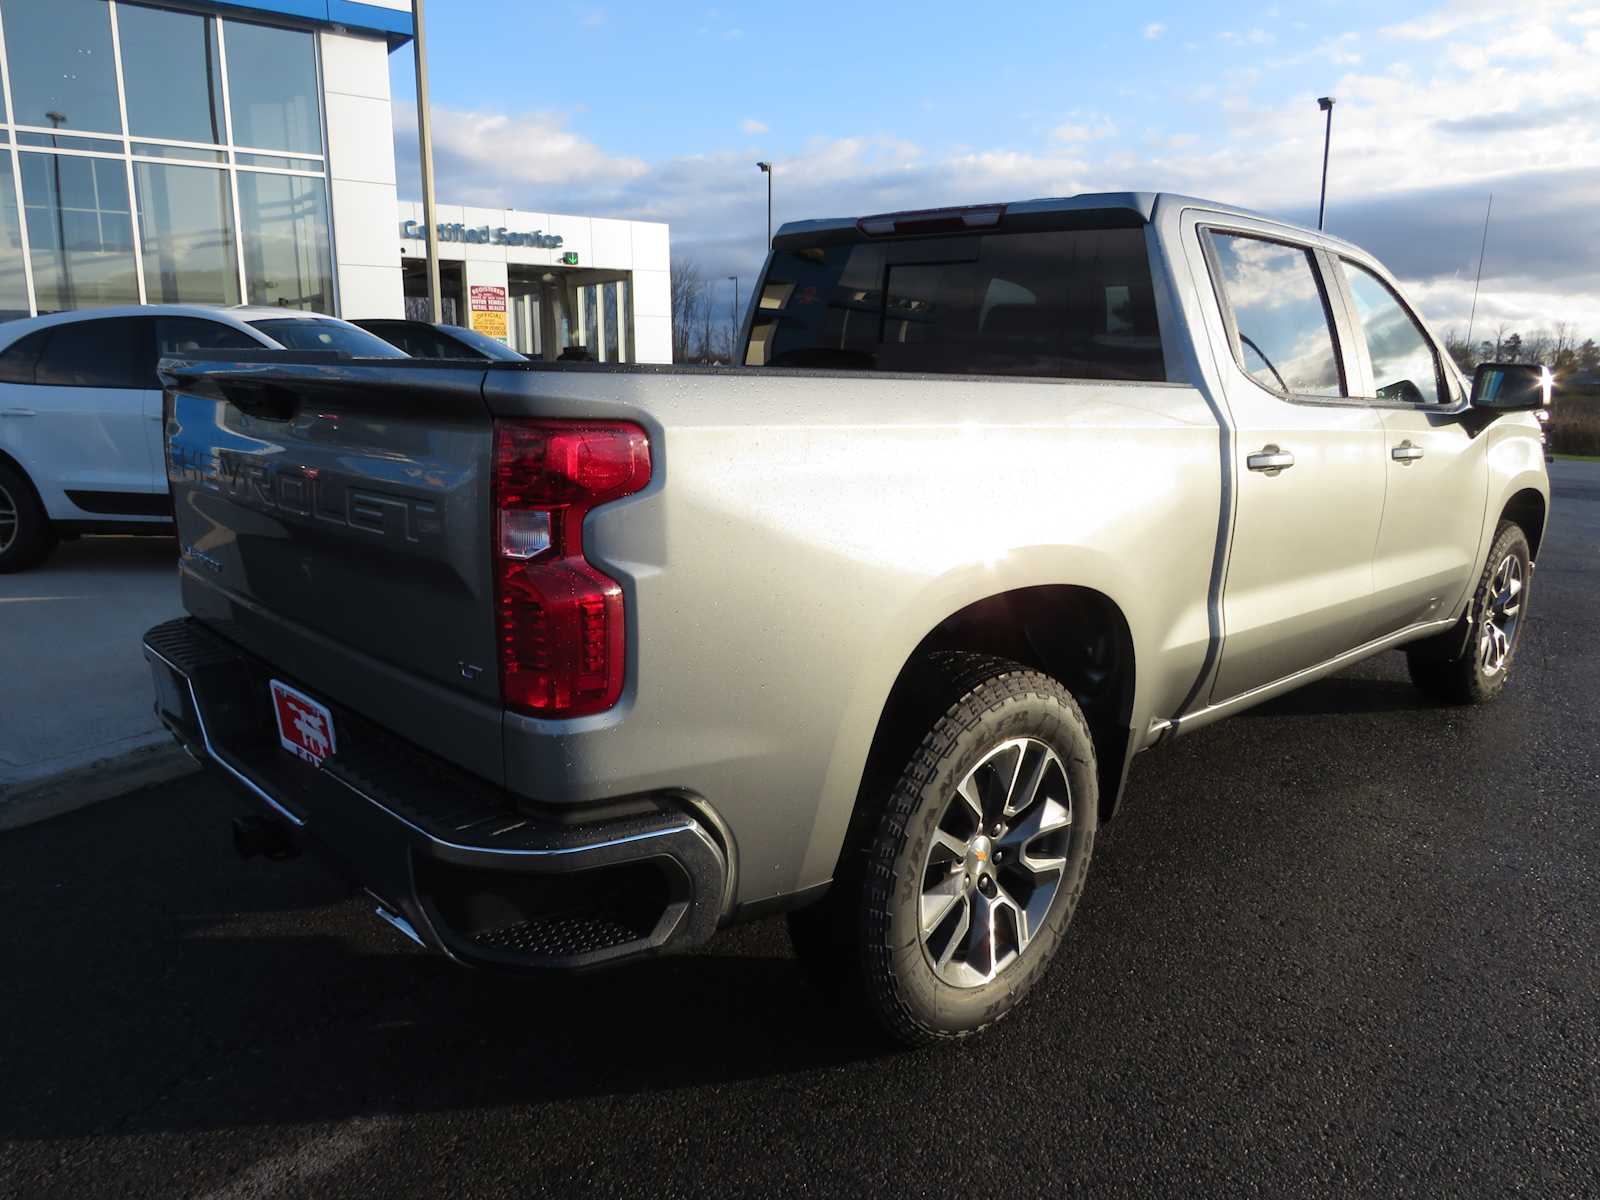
[[0, 461, 53, 573], [788, 652, 1098, 1045], [1406, 520, 1531, 704]]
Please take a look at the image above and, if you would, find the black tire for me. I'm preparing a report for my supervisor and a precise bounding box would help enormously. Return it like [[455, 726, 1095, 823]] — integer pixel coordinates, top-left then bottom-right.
[[0, 460, 54, 574], [1406, 520, 1531, 705], [788, 652, 1098, 1045]]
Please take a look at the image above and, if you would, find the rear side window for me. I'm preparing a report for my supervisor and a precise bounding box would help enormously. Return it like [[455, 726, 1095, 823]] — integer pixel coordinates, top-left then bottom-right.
[[1208, 232, 1344, 398], [745, 227, 1165, 381], [0, 329, 50, 384], [1339, 261, 1444, 405], [35, 318, 151, 389]]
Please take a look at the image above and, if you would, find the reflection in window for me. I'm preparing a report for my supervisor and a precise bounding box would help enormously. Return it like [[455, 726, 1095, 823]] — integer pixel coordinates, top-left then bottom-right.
[[223, 21, 322, 154], [1340, 261, 1443, 405], [117, 3, 226, 145], [746, 228, 1165, 380], [1210, 233, 1343, 397], [135, 162, 239, 305], [236, 171, 333, 311], [0, 156, 30, 319], [603, 281, 619, 361], [20, 152, 138, 313], [0, 0, 122, 132], [617, 278, 630, 361]]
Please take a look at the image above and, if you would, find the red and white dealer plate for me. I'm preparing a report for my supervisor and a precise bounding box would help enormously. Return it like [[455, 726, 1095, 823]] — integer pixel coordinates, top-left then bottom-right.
[[270, 679, 337, 767]]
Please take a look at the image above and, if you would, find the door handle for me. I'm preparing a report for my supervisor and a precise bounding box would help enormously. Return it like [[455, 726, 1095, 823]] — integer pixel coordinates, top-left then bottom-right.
[[1246, 444, 1295, 475], [0, 408, 36, 417], [1391, 440, 1424, 463]]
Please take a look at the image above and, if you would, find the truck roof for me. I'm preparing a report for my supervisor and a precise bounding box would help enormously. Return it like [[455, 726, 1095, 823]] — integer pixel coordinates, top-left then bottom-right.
[[774, 191, 1363, 255]]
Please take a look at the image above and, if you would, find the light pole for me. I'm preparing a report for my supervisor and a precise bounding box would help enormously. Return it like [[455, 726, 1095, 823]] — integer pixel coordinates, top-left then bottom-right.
[[413, 0, 443, 322], [46, 112, 71, 307], [1317, 96, 1334, 231], [756, 161, 772, 249], [727, 274, 739, 359]]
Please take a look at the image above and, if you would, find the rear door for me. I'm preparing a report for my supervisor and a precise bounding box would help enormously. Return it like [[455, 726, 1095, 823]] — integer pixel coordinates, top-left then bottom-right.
[[1332, 258, 1489, 635], [27, 316, 163, 513], [1192, 221, 1385, 701]]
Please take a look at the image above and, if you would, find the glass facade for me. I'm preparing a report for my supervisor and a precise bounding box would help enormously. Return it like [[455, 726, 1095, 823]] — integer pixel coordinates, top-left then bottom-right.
[[0, 0, 334, 317]]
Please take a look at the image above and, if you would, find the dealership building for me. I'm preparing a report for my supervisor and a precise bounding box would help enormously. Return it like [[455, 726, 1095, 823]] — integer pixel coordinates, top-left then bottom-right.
[[0, 0, 671, 362]]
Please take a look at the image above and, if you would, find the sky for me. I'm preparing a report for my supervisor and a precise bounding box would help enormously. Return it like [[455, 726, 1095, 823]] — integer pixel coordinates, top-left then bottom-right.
[[389, 0, 1600, 344]]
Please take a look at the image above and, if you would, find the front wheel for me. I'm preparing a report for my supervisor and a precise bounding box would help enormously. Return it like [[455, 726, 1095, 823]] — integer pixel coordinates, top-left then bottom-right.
[[790, 653, 1098, 1045], [1407, 520, 1531, 704]]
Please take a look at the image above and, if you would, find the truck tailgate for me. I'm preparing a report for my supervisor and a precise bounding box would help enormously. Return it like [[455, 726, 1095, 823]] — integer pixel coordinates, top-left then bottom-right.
[[161, 357, 503, 783]]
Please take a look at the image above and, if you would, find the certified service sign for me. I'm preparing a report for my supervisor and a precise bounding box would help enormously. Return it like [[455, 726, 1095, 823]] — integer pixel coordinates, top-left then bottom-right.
[[469, 284, 509, 341]]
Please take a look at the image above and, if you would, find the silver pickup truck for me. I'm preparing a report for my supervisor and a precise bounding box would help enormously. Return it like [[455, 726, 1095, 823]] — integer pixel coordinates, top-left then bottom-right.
[[143, 192, 1550, 1044]]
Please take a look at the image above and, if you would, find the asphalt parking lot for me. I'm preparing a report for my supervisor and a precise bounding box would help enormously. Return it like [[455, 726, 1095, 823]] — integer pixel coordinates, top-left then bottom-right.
[[2, 463, 1597, 1199]]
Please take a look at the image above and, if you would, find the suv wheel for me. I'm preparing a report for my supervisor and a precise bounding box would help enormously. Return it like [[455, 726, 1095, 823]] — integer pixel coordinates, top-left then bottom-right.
[[0, 460, 54, 573], [1406, 519, 1531, 704], [789, 652, 1098, 1045]]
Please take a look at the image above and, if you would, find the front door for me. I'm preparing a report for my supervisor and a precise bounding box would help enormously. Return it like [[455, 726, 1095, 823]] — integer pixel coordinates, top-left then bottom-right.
[[1334, 258, 1490, 635], [1194, 225, 1385, 702]]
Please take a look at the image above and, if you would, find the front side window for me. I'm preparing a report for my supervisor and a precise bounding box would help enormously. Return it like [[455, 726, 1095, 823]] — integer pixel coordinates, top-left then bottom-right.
[[746, 226, 1165, 380], [236, 173, 333, 311], [20, 152, 139, 313], [248, 319, 405, 357], [1209, 232, 1343, 397], [223, 21, 322, 154], [1340, 261, 1444, 405], [155, 317, 259, 357], [134, 162, 240, 305], [117, 3, 227, 145], [0, 0, 122, 132], [35, 318, 148, 389]]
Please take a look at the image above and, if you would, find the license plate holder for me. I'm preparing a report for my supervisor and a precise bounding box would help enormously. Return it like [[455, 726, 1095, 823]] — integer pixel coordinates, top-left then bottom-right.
[[270, 679, 337, 767]]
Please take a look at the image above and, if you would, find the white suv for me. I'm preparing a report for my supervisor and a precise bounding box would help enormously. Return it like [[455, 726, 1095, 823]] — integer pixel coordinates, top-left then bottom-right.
[[0, 305, 404, 572]]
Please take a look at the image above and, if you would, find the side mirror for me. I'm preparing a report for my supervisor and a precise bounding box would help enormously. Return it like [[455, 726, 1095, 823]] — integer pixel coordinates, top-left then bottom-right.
[[1470, 362, 1551, 412]]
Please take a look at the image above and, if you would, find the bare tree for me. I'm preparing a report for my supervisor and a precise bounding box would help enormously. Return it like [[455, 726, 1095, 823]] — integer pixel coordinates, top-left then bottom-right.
[[670, 259, 706, 363]]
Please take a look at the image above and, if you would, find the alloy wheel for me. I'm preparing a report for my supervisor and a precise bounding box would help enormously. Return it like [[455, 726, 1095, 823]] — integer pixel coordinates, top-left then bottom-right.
[[0, 483, 16, 555], [1479, 553, 1524, 677], [918, 736, 1073, 988]]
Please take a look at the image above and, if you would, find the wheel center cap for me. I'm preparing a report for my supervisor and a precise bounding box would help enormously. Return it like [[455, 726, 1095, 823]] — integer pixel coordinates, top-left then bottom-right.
[[968, 835, 994, 874]]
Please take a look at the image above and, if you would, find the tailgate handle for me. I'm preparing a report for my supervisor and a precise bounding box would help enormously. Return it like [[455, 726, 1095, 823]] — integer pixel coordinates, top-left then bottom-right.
[[218, 381, 301, 422]]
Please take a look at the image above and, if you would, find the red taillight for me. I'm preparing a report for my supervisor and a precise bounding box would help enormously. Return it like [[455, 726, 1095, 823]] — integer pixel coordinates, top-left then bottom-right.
[[493, 419, 651, 717]]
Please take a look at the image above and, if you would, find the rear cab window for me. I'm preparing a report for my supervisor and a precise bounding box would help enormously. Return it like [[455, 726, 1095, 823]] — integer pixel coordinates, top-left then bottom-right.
[[745, 222, 1165, 381]]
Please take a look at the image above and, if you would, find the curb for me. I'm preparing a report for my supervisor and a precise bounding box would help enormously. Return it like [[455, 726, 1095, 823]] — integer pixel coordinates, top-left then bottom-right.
[[0, 736, 199, 833]]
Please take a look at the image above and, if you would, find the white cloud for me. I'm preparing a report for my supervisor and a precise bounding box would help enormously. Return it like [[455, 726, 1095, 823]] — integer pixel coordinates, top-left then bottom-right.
[[740, 118, 769, 135], [1051, 116, 1116, 143], [1219, 28, 1275, 46], [392, 106, 647, 200], [1144, 22, 1166, 39], [1384, 0, 1577, 39]]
